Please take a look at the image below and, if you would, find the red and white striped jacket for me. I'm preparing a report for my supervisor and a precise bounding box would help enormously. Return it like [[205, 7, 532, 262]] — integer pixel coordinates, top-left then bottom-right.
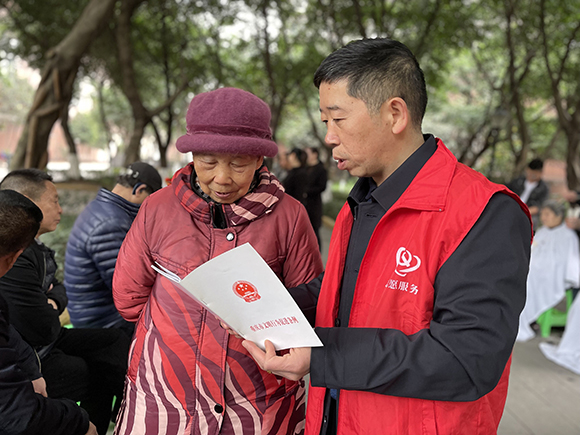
[[113, 164, 323, 435]]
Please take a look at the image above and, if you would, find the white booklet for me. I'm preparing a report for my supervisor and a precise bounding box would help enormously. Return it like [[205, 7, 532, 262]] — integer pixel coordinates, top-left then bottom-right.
[[151, 243, 323, 351]]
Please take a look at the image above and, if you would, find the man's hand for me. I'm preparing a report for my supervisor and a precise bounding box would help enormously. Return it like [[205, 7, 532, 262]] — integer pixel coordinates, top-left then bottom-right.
[[32, 377, 47, 397], [46, 284, 58, 310], [85, 422, 98, 435], [242, 339, 311, 381]]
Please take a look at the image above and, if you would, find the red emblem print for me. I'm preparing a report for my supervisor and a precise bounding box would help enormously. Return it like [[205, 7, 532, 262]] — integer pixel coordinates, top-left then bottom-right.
[[233, 280, 261, 303]]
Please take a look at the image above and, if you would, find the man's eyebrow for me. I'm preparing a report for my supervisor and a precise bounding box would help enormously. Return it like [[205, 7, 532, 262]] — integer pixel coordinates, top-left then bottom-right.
[[319, 105, 342, 112]]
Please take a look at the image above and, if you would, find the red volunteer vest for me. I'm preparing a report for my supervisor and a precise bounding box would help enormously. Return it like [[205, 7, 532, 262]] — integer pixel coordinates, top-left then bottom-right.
[[305, 140, 531, 435]]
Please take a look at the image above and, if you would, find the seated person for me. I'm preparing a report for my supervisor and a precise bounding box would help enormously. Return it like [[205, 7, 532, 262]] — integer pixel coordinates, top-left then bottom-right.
[[0, 189, 97, 435], [507, 158, 549, 229], [0, 169, 130, 435], [64, 162, 161, 337], [517, 200, 580, 341]]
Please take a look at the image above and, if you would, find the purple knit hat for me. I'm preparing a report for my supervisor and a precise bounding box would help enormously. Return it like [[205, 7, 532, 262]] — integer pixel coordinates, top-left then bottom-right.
[[175, 87, 278, 157]]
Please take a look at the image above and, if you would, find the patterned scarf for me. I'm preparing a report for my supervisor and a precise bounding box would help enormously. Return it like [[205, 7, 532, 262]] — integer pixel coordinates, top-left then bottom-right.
[[171, 162, 285, 226]]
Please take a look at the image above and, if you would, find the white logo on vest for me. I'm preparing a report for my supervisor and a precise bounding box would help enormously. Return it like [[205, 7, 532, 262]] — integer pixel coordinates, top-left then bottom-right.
[[395, 247, 421, 277]]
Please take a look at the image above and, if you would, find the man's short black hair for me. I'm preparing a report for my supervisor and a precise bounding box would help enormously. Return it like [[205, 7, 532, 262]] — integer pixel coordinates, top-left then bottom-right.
[[0, 190, 43, 257], [528, 159, 544, 171], [0, 169, 53, 201], [313, 38, 427, 130]]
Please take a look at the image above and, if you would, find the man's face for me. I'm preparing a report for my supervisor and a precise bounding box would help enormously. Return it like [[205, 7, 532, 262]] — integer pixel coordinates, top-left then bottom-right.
[[35, 181, 62, 235], [525, 168, 542, 183], [319, 80, 393, 185], [192, 153, 263, 204]]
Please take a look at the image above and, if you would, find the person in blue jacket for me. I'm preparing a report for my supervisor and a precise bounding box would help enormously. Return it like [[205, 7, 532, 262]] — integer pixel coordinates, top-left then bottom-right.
[[0, 189, 97, 435], [64, 162, 161, 337]]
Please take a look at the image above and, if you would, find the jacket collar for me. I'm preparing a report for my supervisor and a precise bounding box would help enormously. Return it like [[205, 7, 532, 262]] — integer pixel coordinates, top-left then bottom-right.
[[96, 188, 141, 217], [348, 134, 439, 214], [394, 138, 457, 211]]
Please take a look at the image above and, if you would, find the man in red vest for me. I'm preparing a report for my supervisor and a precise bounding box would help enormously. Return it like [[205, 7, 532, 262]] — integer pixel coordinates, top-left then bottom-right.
[[242, 38, 532, 434]]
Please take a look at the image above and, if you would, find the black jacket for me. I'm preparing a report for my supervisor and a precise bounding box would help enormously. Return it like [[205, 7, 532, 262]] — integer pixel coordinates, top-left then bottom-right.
[[0, 294, 89, 435], [304, 162, 328, 230], [283, 167, 308, 203], [0, 240, 66, 356], [507, 175, 549, 209]]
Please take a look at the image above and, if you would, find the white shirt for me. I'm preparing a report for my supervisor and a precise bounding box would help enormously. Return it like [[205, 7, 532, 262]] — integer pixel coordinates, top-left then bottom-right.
[[519, 179, 538, 204]]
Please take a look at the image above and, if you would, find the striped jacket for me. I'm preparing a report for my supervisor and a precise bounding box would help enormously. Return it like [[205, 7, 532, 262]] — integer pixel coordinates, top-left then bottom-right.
[[113, 164, 323, 435]]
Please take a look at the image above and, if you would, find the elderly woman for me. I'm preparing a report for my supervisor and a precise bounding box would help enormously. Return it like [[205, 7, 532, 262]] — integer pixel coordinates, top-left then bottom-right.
[[112, 88, 323, 435]]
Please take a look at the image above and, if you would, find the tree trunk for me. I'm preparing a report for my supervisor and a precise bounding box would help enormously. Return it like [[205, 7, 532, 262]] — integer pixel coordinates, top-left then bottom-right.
[[505, 0, 532, 175], [124, 117, 147, 164], [60, 103, 81, 179], [96, 79, 116, 163], [351, 0, 367, 38], [10, 0, 118, 170], [539, 0, 580, 189], [565, 126, 580, 190], [115, 0, 150, 166], [151, 118, 169, 168]]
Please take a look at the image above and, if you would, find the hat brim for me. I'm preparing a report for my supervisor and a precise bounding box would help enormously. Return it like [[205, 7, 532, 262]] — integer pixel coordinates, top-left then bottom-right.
[[176, 133, 278, 158]]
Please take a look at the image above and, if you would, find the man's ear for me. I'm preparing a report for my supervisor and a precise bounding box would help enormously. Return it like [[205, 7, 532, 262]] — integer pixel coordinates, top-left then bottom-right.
[[381, 97, 410, 135], [132, 182, 144, 195], [135, 184, 149, 196], [131, 184, 150, 204]]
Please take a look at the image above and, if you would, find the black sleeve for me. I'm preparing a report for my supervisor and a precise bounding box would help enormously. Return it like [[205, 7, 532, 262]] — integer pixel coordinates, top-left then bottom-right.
[[289, 272, 324, 326], [310, 193, 530, 401], [47, 281, 68, 315], [8, 326, 41, 381], [0, 251, 62, 347], [526, 181, 549, 209], [0, 318, 89, 435], [505, 177, 523, 197], [19, 397, 90, 435]]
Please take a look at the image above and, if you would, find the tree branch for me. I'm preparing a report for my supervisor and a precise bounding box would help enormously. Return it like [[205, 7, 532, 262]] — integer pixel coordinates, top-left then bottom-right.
[[539, 0, 570, 126], [351, 0, 367, 38], [413, 0, 442, 58]]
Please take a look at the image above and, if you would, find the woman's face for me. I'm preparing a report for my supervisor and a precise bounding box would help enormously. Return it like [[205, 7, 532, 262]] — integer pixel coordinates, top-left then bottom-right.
[[192, 153, 263, 204], [287, 152, 300, 168], [540, 207, 563, 229]]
